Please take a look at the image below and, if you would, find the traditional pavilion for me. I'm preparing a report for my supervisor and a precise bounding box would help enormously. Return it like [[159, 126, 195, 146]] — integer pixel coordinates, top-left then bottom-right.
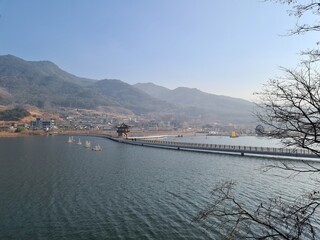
[[116, 123, 130, 138]]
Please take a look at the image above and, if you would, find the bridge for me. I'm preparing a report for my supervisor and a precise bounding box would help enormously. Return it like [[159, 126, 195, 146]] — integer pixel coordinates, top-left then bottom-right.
[[107, 137, 319, 160]]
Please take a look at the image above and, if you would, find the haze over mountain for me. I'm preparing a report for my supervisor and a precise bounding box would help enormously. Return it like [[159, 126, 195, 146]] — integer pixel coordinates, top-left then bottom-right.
[[91, 79, 175, 114], [0, 55, 104, 108], [0, 55, 255, 124], [134, 82, 254, 123]]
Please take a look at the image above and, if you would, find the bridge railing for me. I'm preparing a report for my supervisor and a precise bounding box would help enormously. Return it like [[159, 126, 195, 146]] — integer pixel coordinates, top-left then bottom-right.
[[134, 139, 314, 155]]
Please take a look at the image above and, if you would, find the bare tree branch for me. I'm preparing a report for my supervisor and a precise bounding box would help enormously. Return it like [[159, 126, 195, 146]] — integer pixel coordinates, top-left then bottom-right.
[[266, 0, 320, 61], [196, 2, 320, 239], [255, 61, 320, 157], [266, 1, 320, 34], [195, 181, 320, 239]]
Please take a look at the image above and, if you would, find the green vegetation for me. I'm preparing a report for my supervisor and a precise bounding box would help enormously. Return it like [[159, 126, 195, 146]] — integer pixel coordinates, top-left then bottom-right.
[[15, 126, 26, 132], [0, 55, 106, 110], [0, 54, 255, 123], [0, 107, 30, 121]]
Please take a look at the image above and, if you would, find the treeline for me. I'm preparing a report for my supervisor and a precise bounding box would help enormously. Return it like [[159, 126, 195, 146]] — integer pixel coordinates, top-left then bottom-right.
[[0, 107, 30, 121]]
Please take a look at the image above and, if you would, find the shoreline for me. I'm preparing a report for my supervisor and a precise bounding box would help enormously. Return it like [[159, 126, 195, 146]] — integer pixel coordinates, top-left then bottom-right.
[[0, 131, 47, 138], [0, 129, 231, 139]]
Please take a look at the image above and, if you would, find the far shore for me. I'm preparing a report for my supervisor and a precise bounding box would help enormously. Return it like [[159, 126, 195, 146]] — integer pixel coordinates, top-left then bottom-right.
[[0, 129, 206, 138], [0, 131, 47, 138]]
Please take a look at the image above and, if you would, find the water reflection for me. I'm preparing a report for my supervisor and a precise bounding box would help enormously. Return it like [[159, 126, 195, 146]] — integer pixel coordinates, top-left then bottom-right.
[[0, 135, 318, 239]]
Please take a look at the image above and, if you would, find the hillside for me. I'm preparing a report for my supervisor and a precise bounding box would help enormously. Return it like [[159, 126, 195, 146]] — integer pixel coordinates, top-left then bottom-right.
[[0, 107, 30, 121], [134, 83, 255, 123], [91, 79, 175, 114], [0, 55, 106, 108], [0, 55, 255, 124], [0, 55, 177, 115], [134, 82, 171, 98]]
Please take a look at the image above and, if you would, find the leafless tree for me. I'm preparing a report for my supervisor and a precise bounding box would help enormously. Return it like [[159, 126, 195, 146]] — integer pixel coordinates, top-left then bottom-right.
[[256, 61, 320, 156], [195, 1, 320, 239], [196, 62, 320, 237], [268, 0, 320, 35], [268, 0, 320, 60], [195, 181, 320, 239], [257, 0, 320, 159]]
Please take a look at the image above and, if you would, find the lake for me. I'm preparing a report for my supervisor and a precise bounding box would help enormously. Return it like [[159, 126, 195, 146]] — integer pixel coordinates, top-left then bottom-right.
[[0, 135, 318, 239]]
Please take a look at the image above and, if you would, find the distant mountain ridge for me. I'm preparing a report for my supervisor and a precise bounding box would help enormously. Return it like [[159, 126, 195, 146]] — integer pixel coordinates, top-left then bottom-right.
[[91, 79, 175, 114], [0, 55, 178, 115], [0, 55, 255, 124], [0, 55, 105, 109], [134, 82, 254, 123]]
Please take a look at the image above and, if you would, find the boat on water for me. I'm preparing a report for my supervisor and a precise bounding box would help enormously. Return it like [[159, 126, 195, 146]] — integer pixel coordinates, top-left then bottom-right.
[[67, 136, 74, 143], [77, 138, 82, 145], [84, 140, 91, 148], [92, 144, 102, 151]]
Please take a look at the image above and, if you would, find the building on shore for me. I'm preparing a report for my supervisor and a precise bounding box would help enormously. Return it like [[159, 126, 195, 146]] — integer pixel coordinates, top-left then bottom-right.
[[117, 123, 130, 138], [30, 118, 54, 131]]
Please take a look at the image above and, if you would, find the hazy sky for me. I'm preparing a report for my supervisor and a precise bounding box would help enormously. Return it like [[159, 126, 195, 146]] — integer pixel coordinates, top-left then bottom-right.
[[0, 0, 318, 100]]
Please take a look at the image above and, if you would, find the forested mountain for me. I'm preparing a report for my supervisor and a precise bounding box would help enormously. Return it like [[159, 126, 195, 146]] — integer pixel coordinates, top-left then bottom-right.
[[134, 83, 254, 123], [0, 55, 104, 108], [0, 55, 255, 123], [91, 79, 175, 114]]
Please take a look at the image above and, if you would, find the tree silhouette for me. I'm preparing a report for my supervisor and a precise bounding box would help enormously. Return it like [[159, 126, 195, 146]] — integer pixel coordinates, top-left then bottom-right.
[[196, 1, 320, 239]]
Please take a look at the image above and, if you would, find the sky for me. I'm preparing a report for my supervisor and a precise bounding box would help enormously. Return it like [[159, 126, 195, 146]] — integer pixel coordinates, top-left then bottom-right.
[[0, 0, 318, 100]]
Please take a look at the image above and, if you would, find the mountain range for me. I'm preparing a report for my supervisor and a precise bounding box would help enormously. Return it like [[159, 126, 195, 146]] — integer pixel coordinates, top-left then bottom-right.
[[0, 55, 255, 124], [134, 83, 254, 123]]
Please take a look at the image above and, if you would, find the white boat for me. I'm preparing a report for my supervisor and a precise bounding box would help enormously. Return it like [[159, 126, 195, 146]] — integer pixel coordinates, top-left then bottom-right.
[[92, 144, 102, 151], [84, 140, 91, 148], [67, 136, 74, 143], [77, 138, 82, 145]]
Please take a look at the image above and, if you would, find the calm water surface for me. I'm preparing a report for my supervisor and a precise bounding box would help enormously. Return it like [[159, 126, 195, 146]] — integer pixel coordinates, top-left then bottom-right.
[[0, 135, 318, 239], [166, 135, 282, 147]]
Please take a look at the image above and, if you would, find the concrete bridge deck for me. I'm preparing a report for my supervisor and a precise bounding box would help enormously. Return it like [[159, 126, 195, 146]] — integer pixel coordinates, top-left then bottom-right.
[[107, 137, 318, 159]]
